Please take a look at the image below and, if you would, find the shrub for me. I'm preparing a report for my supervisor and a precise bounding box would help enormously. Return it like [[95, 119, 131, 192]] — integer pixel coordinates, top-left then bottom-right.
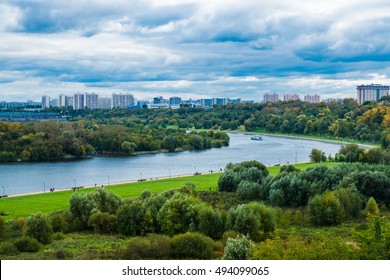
[[141, 190, 151, 200], [120, 234, 171, 259], [10, 218, 25, 237], [292, 210, 304, 226], [13, 236, 41, 253], [364, 197, 380, 216], [309, 149, 326, 163], [218, 161, 268, 193], [69, 188, 122, 229], [0, 241, 19, 256], [197, 206, 224, 240], [333, 188, 362, 219], [0, 216, 5, 237], [221, 230, 240, 245], [53, 248, 73, 260], [24, 213, 53, 244], [117, 201, 152, 236], [158, 193, 201, 235], [88, 211, 117, 234], [52, 232, 66, 240], [236, 180, 261, 200], [218, 170, 240, 192], [223, 235, 255, 260], [171, 232, 214, 259], [49, 210, 78, 233], [228, 202, 276, 241], [307, 191, 344, 226]]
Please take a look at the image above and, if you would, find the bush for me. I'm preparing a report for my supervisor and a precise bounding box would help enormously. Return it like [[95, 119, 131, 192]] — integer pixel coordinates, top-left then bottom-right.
[[223, 235, 254, 260], [236, 180, 261, 200], [88, 211, 117, 234], [197, 206, 225, 240], [53, 248, 73, 260], [141, 190, 151, 200], [218, 161, 268, 193], [307, 191, 344, 226], [69, 188, 122, 229], [10, 218, 25, 237], [120, 234, 171, 259], [0, 241, 19, 256], [170, 232, 214, 259], [227, 202, 276, 242], [292, 210, 304, 226], [24, 213, 53, 244], [333, 188, 362, 219], [49, 210, 78, 233], [158, 193, 201, 235], [0, 216, 5, 237], [52, 232, 66, 240], [13, 236, 41, 253], [364, 197, 380, 216], [218, 170, 240, 192], [309, 149, 326, 163]]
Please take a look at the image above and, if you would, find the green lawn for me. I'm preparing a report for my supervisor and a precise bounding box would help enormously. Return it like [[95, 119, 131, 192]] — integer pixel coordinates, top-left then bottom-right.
[[0, 162, 339, 221], [251, 129, 379, 147]]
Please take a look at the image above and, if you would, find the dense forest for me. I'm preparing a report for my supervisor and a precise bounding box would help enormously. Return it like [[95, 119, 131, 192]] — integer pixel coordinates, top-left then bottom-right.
[[0, 160, 389, 260]]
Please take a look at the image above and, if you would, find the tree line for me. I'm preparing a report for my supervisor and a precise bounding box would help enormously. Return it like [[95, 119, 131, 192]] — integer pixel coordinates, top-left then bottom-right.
[[0, 121, 229, 162]]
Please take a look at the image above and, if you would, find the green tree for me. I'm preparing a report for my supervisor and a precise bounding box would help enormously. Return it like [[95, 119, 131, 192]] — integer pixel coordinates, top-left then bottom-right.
[[228, 202, 276, 242], [236, 180, 261, 200], [333, 187, 362, 219], [364, 197, 380, 216], [88, 211, 117, 234], [158, 193, 201, 235], [116, 201, 145, 236], [197, 206, 225, 240], [24, 213, 53, 244], [170, 232, 214, 259], [223, 235, 254, 260], [307, 191, 344, 226], [309, 148, 326, 163]]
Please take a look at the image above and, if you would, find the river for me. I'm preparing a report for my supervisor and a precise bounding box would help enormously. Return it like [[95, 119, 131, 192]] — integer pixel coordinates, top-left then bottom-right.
[[0, 134, 344, 196]]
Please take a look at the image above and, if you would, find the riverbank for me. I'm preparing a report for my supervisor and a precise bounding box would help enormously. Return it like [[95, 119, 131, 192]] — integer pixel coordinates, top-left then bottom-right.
[[0, 162, 340, 221], [236, 130, 377, 149]]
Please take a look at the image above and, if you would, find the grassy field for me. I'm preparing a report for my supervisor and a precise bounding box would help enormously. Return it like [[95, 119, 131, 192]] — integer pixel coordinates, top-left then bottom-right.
[[0, 162, 339, 221]]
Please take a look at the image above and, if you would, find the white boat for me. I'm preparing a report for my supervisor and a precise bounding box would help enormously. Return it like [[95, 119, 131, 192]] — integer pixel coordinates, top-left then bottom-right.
[[251, 135, 263, 141]]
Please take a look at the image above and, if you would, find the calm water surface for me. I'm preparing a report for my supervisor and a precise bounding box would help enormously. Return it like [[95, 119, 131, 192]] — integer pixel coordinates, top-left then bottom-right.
[[0, 134, 343, 195]]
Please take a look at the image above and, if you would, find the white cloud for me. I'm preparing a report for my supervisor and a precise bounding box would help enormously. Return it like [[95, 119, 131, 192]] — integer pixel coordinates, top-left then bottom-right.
[[0, 4, 21, 31], [1, 0, 390, 101]]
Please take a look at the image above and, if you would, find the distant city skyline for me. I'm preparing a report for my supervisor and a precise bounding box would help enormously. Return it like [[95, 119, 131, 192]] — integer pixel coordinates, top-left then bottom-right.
[[1, 1, 390, 101]]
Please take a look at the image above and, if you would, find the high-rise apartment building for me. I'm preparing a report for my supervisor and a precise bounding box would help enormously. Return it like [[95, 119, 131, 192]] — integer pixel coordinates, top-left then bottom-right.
[[357, 84, 389, 105], [304, 94, 321, 103], [263, 93, 279, 103], [98, 98, 111, 109], [284, 94, 300, 102], [169, 96, 182, 107], [59, 94, 66, 107], [73, 93, 85, 110], [112, 93, 134, 108], [85, 93, 98, 109], [65, 96, 73, 107], [41, 95, 50, 108]]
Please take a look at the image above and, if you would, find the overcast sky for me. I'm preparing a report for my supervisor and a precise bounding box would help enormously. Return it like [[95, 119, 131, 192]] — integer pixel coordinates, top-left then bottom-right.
[[1, 0, 390, 101]]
